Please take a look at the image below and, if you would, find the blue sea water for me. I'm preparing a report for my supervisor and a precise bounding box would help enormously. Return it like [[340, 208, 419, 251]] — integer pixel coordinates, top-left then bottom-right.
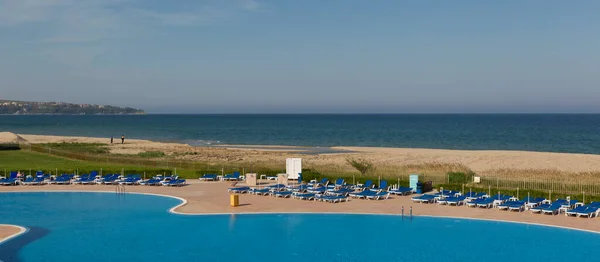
[[0, 192, 598, 262], [1, 114, 600, 154]]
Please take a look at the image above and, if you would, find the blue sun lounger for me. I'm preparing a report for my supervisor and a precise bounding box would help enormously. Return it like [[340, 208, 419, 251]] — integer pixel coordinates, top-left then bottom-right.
[[308, 178, 328, 187], [498, 201, 525, 212], [293, 193, 316, 200], [445, 196, 467, 206], [199, 174, 218, 181], [366, 191, 390, 200], [223, 172, 241, 181], [474, 198, 495, 209], [139, 178, 161, 186], [328, 188, 353, 196], [389, 186, 413, 196], [307, 186, 327, 194], [0, 172, 19, 186], [542, 201, 567, 215], [530, 203, 550, 214], [411, 194, 437, 203], [228, 186, 250, 194], [350, 189, 378, 199], [574, 202, 600, 218], [272, 191, 293, 198], [327, 178, 345, 189], [164, 179, 186, 187], [101, 174, 119, 185], [354, 180, 373, 190], [249, 188, 271, 195], [316, 194, 349, 203]]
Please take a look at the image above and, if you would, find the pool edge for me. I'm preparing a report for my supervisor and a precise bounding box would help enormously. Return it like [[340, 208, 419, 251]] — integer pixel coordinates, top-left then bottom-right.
[[2, 190, 600, 235]]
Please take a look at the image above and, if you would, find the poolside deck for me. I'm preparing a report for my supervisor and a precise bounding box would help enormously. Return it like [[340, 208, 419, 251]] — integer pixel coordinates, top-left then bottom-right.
[[2, 181, 600, 233], [0, 225, 23, 243]]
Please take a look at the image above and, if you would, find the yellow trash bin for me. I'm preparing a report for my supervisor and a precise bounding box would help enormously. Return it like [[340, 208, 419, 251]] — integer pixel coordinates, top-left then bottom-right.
[[230, 194, 239, 207]]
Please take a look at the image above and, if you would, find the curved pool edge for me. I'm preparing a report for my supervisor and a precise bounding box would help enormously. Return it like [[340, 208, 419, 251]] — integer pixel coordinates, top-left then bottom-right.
[[0, 224, 28, 245], [2, 190, 600, 235]]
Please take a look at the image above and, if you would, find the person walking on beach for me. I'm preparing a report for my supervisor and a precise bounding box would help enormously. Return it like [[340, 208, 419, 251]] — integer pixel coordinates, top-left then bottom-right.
[[121, 135, 125, 144], [110, 136, 113, 144]]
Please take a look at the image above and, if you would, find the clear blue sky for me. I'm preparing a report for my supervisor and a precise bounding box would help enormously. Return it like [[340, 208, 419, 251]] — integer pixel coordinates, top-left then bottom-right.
[[1, 0, 599, 113]]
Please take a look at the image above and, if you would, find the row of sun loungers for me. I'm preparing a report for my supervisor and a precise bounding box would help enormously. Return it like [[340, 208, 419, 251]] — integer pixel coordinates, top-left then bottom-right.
[[227, 178, 416, 203], [410, 189, 598, 218], [1, 171, 186, 187]]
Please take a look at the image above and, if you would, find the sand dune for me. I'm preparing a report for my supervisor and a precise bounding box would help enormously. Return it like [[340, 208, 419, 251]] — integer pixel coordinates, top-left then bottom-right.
[[11, 133, 600, 175]]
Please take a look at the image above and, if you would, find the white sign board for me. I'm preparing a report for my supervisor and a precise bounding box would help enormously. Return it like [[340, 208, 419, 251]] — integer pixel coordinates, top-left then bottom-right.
[[286, 158, 302, 180]]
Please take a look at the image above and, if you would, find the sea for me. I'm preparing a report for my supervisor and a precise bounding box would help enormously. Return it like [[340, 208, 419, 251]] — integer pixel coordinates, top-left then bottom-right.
[[1, 114, 600, 154]]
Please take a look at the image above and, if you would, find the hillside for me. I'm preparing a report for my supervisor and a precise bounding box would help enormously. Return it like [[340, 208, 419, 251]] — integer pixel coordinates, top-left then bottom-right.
[[0, 100, 144, 115]]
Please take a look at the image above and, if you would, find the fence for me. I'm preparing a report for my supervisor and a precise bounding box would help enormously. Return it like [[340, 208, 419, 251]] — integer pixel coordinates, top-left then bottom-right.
[[478, 176, 600, 196]]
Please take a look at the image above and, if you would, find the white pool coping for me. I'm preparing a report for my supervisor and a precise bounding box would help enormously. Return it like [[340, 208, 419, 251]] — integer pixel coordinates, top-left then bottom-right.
[[0, 224, 28, 245]]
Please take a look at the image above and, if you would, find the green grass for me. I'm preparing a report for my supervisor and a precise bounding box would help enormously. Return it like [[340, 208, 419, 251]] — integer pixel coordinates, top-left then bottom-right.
[[41, 143, 109, 154], [0, 150, 195, 178], [137, 151, 166, 158]]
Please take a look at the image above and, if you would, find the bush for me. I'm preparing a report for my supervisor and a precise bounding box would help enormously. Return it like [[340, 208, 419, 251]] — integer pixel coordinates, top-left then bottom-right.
[[137, 151, 166, 158]]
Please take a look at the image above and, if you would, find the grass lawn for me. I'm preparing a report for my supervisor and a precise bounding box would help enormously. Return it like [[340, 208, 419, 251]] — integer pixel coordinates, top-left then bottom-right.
[[0, 150, 196, 178]]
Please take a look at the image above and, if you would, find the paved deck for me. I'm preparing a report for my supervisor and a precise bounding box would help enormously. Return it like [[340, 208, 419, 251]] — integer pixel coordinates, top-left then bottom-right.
[[0, 225, 24, 243], [1, 181, 599, 233]]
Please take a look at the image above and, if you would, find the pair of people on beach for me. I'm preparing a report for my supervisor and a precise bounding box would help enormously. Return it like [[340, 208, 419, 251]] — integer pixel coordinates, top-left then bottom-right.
[[110, 135, 125, 144]]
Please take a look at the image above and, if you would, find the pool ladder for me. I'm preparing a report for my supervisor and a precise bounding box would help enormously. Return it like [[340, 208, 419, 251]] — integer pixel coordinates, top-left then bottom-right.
[[401, 206, 413, 220], [115, 184, 126, 195]]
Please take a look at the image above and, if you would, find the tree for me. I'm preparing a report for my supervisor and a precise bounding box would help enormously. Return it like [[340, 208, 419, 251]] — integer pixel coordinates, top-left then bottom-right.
[[346, 157, 374, 176]]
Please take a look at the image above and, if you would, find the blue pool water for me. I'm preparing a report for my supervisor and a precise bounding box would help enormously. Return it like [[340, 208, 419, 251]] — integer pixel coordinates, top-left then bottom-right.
[[0, 192, 598, 262]]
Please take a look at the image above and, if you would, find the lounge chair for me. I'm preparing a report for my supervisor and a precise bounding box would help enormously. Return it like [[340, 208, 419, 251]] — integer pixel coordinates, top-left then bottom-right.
[[542, 201, 567, 215], [308, 178, 328, 187], [372, 180, 388, 191], [139, 178, 162, 186], [354, 180, 373, 190], [163, 179, 186, 187], [530, 204, 550, 214], [411, 194, 437, 203], [365, 191, 390, 200], [228, 186, 250, 194], [327, 188, 353, 196], [328, 178, 345, 189], [101, 174, 119, 185], [272, 191, 293, 198], [498, 201, 525, 212], [307, 186, 327, 194], [73, 174, 91, 184], [0, 172, 18, 186], [476, 198, 495, 209], [445, 196, 467, 206], [287, 184, 308, 192], [119, 174, 142, 185], [316, 194, 348, 203], [223, 172, 241, 181], [575, 203, 600, 218], [249, 188, 271, 195], [389, 186, 413, 196], [293, 193, 316, 200], [199, 174, 218, 181], [54, 174, 73, 185]]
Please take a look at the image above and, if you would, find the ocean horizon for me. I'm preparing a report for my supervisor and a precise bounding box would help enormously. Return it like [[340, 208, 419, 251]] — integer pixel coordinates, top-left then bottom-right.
[[2, 114, 600, 155]]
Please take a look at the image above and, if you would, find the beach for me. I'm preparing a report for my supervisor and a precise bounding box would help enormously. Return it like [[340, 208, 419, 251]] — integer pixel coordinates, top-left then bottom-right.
[[13, 133, 600, 176], [3, 183, 600, 233]]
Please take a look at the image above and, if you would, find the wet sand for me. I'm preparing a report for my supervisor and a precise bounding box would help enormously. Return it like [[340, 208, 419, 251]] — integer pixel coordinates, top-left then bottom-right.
[[2, 182, 599, 233]]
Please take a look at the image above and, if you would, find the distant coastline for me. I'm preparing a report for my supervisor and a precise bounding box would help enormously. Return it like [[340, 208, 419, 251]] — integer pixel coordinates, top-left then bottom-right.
[[0, 99, 144, 115]]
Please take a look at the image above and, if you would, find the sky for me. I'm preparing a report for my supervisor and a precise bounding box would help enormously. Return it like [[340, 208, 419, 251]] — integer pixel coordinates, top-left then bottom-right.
[[1, 0, 599, 113]]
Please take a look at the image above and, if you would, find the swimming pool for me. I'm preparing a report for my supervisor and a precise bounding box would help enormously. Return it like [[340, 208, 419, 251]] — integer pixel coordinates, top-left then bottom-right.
[[0, 192, 598, 262]]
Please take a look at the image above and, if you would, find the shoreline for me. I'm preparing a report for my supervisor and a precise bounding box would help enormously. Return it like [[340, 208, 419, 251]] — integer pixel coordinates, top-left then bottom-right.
[[2, 183, 600, 233]]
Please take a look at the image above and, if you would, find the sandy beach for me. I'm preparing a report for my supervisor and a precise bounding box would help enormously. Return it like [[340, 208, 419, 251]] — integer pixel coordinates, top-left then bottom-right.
[[2, 183, 599, 233], [10, 133, 600, 177], [0, 225, 24, 243]]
